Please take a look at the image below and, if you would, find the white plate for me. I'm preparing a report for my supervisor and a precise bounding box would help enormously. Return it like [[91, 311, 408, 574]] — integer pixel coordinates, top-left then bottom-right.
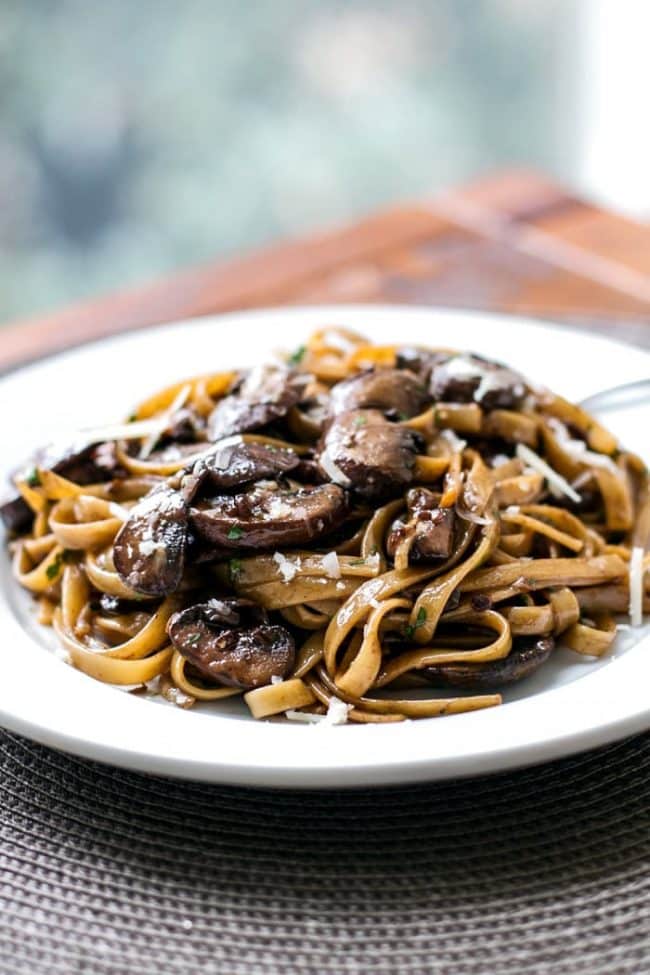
[[0, 305, 648, 788]]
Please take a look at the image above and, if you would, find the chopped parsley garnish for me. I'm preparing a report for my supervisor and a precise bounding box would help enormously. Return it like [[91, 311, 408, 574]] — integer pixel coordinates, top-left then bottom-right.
[[186, 633, 201, 646], [25, 468, 41, 488], [229, 558, 242, 581], [397, 411, 409, 422], [288, 345, 306, 365], [46, 549, 74, 580], [404, 607, 427, 640], [348, 558, 366, 566], [227, 525, 244, 541], [128, 413, 138, 423], [353, 415, 367, 427], [46, 553, 63, 581]]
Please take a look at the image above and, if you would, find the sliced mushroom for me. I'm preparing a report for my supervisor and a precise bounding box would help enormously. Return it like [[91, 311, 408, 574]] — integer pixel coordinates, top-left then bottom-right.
[[395, 347, 438, 381], [318, 409, 421, 499], [386, 488, 456, 561], [0, 496, 33, 534], [190, 482, 349, 550], [159, 405, 207, 444], [180, 439, 300, 502], [424, 636, 555, 690], [329, 368, 430, 419], [0, 440, 124, 534], [167, 598, 295, 689], [113, 484, 189, 596], [208, 364, 310, 440], [430, 354, 527, 410]]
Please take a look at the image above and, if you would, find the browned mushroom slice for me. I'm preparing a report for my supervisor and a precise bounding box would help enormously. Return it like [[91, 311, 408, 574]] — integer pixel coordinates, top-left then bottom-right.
[[1, 440, 124, 534], [114, 484, 189, 596], [158, 405, 208, 445], [0, 496, 33, 534], [386, 488, 456, 562], [424, 636, 555, 690], [329, 368, 430, 419], [394, 347, 448, 382], [208, 364, 310, 440], [167, 599, 295, 689], [190, 482, 349, 550], [430, 353, 527, 410], [180, 439, 300, 502], [318, 409, 421, 499]]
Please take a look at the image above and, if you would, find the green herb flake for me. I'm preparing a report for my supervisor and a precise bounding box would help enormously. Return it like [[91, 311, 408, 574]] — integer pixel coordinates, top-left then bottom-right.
[[128, 413, 138, 423], [404, 607, 427, 641], [348, 558, 366, 566], [353, 415, 367, 427], [45, 554, 63, 581], [397, 411, 409, 422], [227, 525, 244, 541], [186, 633, 201, 646], [25, 468, 41, 488], [288, 345, 306, 366], [229, 558, 242, 581]]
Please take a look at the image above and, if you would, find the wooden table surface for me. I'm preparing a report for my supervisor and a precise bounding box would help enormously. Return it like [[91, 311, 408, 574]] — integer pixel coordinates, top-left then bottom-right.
[[2, 169, 649, 372]]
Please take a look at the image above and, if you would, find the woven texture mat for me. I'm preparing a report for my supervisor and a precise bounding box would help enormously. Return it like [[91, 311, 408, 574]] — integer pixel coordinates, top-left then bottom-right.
[[1, 730, 649, 975]]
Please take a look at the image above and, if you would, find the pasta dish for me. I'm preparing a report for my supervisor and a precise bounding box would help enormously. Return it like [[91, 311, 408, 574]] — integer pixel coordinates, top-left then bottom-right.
[[2, 328, 648, 725]]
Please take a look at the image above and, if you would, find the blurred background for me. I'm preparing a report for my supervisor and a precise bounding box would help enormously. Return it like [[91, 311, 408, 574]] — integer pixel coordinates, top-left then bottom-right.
[[0, 0, 648, 323]]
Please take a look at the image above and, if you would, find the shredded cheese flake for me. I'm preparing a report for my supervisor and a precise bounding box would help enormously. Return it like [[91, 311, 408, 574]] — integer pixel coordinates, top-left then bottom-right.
[[139, 384, 192, 460], [546, 417, 620, 474], [138, 538, 166, 557], [440, 429, 467, 453], [319, 449, 352, 487], [516, 444, 581, 503], [321, 551, 341, 579], [285, 697, 351, 726], [285, 709, 325, 724], [273, 551, 300, 583]]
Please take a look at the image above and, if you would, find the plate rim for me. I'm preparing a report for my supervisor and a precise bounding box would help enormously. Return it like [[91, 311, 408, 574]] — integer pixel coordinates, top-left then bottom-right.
[[1, 303, 649, 788]]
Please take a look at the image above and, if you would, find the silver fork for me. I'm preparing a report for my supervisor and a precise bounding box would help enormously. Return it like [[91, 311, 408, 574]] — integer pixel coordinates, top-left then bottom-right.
[[579, 378, 650, 411]]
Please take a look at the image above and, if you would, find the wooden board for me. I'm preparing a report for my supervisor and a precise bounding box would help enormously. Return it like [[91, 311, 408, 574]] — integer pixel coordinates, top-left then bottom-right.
[[1, 169, 649, 372]]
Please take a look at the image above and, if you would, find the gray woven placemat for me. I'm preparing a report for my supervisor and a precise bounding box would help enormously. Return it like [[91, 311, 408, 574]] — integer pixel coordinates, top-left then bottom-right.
[[1, 729, 649, 975]]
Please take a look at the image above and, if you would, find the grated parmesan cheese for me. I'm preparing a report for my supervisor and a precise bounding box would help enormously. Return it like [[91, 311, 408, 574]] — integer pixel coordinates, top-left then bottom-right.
[[321, 551, 341, 579], [516, 444, 581, 504], [546, 417, 620, 474], [629, 546, 645, 628], [285, 697, 351, 726], [267, 497, 294, 519], [440, 429, 467, 454], [139, 384, 192, 459], [138, 538, 166, 557], [273, 551, 300, 583], [323, 697, 351, 725], [319, 449, 352, 487], [285, 709, 325, 724]]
